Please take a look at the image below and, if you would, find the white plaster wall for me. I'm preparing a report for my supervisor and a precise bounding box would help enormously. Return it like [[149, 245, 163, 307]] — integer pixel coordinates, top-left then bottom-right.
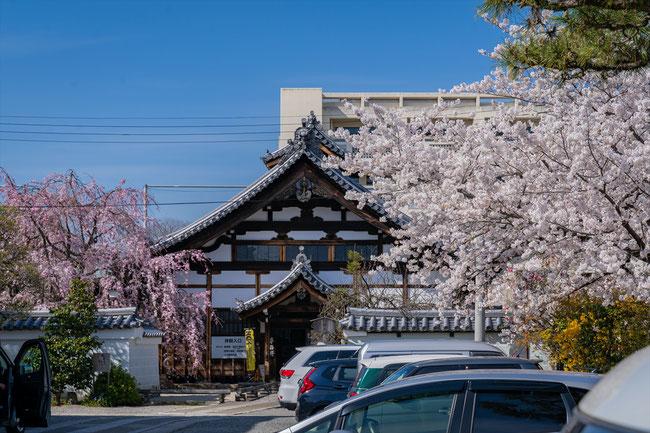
[[245, 210, 267, 221], [317, 271, 353, 285], [214, 271, 252, 284], [213, 288, 256, 308], [347, 213, 364, 221], [0, 328, 161, 388], [337, 231, 377, 240], [273, 208, 301, 221], [313, 207, 341, 220], [128, 339, 162, 389], [176, 271, 205, 285], [343, 332, 511, 355], [261, 271, 291, 285], [205, 244, 231, 261], [286, 231, 327, 240], [238, 231, 278, 240]]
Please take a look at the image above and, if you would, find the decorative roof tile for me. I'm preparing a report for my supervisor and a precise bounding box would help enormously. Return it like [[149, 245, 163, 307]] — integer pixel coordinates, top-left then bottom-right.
[[340, 307, 508, 333], [155, 112, 409, 251], [0, 307, 163, 337], [234, 248, 334, 313]]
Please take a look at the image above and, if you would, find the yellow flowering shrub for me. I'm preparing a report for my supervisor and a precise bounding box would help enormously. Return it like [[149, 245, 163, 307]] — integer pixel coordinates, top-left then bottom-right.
[[541, 295, 650, 373]]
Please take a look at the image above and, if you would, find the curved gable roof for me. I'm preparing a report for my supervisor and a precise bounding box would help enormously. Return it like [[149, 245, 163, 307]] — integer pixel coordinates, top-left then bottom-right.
[[155, 112, 409, 252]]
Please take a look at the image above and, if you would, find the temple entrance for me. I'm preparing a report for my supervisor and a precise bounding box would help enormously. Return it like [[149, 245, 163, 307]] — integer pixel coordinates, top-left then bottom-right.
[[272, 327, 309, 374]]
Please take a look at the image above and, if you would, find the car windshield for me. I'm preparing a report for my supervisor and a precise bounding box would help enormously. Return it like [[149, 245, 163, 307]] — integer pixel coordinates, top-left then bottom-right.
[[381, 364, 417, 385], [357, 367, 383, 390]]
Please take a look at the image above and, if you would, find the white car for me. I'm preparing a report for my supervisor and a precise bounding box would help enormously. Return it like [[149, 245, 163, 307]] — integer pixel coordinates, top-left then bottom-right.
[[278, 344, 359, 410], [562, 345, 650, 433]]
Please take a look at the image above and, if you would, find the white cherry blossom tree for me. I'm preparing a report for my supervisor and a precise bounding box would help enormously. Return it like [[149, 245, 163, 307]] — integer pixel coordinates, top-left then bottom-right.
[[331, 68, 649, 332]]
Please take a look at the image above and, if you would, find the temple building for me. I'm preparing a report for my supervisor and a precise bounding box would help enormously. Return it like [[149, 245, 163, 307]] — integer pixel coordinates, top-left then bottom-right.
[[157, 112, 512, 382]]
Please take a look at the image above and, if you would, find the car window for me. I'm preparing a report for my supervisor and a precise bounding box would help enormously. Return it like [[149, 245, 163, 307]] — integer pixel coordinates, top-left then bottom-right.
[[382, 364, 417, 385], [568, 387, 589, 404], [18, 346, 42, 375], [343, 391, 456, 433], [338, 350, 358, 359], [471, 390, 567, 433], [379, 363, 407, 382], [294, 411, 337, 433], [418, 365, 464, 375], [469, 351, 503, 357], [304, 351, 339, 366], [338, 366, 357, 382], [319, 365, 337, 381], [357, 368, 383, 389], [466, 363, 523, 369]]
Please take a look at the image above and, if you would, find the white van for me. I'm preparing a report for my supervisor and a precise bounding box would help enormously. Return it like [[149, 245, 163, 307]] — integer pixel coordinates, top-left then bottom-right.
[[357, 339, 504, 364]]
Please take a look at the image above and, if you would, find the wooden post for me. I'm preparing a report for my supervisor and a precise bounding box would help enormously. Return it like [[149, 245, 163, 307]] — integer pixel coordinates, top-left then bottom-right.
[[255, 273, 261, 296], [264, 318, 271, 379], [206, 272, 212, 381]]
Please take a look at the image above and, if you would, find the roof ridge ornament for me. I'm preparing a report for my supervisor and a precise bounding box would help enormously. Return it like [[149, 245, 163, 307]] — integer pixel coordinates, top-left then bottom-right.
[[292, 246, 311, 270]]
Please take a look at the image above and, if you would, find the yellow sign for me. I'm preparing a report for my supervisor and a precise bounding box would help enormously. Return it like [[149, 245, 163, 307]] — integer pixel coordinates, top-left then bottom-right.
[[245, 329, 255, 371]]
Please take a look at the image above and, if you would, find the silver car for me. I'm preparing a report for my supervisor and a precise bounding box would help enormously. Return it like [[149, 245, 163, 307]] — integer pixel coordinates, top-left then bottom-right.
[[278, 345, 359, 410], [278, 369, 600, 433]]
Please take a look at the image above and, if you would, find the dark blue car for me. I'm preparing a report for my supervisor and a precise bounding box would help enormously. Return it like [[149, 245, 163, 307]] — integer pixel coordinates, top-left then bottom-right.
[[295, 358, 357, 421]]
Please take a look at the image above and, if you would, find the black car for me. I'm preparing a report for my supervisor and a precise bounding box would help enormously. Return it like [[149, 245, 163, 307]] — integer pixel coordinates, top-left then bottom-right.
[[381, 356, 542, 385], [295, 358, 357, 421], [0, 339, 51, 433], [280, 369, 600, 433]]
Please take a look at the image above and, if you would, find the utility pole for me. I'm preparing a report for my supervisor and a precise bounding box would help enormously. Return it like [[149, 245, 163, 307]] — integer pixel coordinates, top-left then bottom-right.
[[474, 298, 485, 342], [143, 184, 148, 230]]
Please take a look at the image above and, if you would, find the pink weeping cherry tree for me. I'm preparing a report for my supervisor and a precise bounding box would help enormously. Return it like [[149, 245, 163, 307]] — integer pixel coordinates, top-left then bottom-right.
[[330, 67, 650, 334], [0, 169, 207, 367]]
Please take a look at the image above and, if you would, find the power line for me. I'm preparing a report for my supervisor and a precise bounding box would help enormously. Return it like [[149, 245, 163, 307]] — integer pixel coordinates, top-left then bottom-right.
[[0, 114, 316, 120], [0, 130, 298, 136], [0, 122, 283, 128], [10, 199, 261, 208], [0, 137, 277, 144]]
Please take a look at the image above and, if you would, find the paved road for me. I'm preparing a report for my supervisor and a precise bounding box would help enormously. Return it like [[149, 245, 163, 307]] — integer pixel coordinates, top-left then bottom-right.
[[31, 396, 296, 433]]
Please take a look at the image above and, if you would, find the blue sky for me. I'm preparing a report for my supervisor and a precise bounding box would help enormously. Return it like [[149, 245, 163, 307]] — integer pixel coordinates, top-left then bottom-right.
[[0, 0, 505, 223]]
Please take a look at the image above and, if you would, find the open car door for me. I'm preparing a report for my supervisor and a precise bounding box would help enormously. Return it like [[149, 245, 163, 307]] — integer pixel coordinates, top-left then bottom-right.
[[13, 339, 51, 428]]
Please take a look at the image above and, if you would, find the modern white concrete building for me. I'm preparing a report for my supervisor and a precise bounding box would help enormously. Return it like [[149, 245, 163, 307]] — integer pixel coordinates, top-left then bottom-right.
[[279, 88, 538, 148]]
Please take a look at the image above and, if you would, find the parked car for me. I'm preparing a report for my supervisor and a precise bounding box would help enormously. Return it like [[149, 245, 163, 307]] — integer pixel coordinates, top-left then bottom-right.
[[278, 344, 359, 410], [278, 369, 600, 433], [356, 339, 504, 364], [562, 345, 650, 433], [381, 356, 542, 385], [295, 359, 357, 421], [0, 339, 51, 433], [348, 354, 463, 398]]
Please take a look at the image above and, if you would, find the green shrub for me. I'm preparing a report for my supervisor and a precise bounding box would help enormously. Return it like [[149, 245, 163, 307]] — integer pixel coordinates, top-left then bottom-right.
[[87, 364, 142, 407]]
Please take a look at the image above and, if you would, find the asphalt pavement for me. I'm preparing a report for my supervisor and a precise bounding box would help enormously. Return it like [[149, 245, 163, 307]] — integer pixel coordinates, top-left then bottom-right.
[[31, 395, 296, 433]]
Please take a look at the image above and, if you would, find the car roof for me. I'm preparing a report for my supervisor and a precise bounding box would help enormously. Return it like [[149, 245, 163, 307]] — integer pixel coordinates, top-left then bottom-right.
[[364, 369, 601, 399], [578, 346, 650, 432], [309, 358, 358, 368], [295, 344, 360, 352], [406, 356, 540, 368], [360, 354, 468, 368], [289, 369, 601, 432], [360, 339, 503, 353]]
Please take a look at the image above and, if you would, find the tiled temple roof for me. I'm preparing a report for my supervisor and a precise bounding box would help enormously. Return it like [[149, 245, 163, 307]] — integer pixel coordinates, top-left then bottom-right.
[[340, 307, 508, 333], [234, 248, 333, 313], [0, 307, 163, 337], [155, 112, 409, 251]]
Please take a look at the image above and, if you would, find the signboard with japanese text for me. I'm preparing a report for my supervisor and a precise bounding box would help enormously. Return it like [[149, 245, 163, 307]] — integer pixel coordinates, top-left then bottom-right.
[[211, 336, 246, 359], [245, 329, 255, 371]]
